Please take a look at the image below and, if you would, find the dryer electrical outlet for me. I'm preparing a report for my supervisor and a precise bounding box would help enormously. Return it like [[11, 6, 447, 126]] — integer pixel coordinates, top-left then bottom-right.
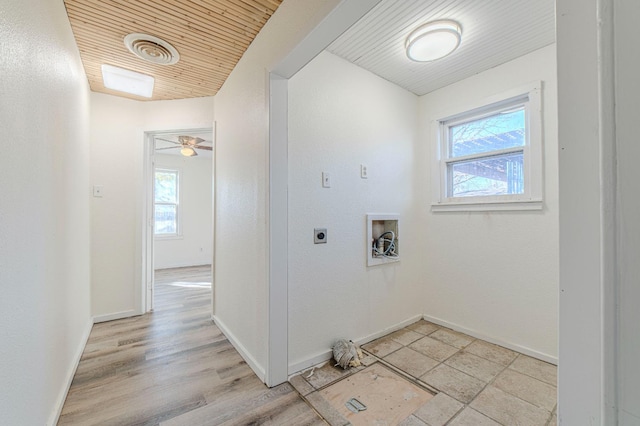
[[314, 228, 327, 244]]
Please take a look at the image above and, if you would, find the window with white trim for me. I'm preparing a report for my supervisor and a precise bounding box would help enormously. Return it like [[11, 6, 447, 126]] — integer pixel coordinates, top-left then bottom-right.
[[154, 168, 180, 236], [432, 83, 543, 211]]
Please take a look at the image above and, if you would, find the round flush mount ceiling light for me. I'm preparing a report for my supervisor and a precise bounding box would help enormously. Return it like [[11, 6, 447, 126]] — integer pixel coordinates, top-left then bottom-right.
[[405, 20, 462, 62], [124, 33, 180, 65]]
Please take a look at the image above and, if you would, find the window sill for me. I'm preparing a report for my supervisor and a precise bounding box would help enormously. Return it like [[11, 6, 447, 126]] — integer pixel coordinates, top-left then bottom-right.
[[431, 199, 543, 212], [154, 234, 184, 241]]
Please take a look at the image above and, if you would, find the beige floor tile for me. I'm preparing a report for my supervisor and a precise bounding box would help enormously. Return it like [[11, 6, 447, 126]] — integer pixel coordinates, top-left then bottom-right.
[[429, 329, 474, 349], [471, 386, 550, 426], [445, 352, 505, 383], [409, 336, 459, 362], [412, 392, 464, 426], [420, 364, 485, 404], [493, 369, 557, 411], [509, 355, 557, 386], [448, 407, 502, 426], [389, 328, 424, 346], [398, 414, 428, 426], [289, 374, 315, 396], [547, 410, 557, 425], [306, 363, 353, 389], [407, 320, 440, 336], [360, 353, 377, 367], [384, 347, 439, 378], [362, 337, 403, 358], [464, 340, 518, 366]]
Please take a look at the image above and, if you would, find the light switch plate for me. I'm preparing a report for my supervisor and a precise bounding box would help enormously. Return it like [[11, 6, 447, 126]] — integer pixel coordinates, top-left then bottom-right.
[[322, 172, 331, 188]]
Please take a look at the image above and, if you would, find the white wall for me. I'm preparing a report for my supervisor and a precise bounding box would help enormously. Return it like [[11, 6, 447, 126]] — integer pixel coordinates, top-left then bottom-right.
[[557, 1, 640, 420], [212, 0, 342, 380], [0, 1, 92, 424], [419, 45, 559, 361], [287, 51, 422, 371], [154, 153, 213, 269], [614, 1, 640, 422], [556, 1, 615, 422], [90, 93, 214, 319]]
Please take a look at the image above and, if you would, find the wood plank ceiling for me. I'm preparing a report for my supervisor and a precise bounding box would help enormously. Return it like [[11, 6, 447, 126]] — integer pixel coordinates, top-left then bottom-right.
[[64, 0, 282, 101]]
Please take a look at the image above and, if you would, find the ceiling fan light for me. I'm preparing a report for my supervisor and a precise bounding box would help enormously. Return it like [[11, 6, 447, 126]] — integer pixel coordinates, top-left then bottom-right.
[[180, 147, 197, 157], [406, 20, 462, 62]]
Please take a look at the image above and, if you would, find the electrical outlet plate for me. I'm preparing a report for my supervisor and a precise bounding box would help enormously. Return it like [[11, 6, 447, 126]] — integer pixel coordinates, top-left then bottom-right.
[[93, 185, 103, 197], [314, 228, 327, 244], [360, 164, 368, 179]]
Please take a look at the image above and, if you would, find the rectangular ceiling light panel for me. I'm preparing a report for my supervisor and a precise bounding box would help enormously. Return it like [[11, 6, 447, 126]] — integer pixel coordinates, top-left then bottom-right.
[[101, 64, 154, 98]]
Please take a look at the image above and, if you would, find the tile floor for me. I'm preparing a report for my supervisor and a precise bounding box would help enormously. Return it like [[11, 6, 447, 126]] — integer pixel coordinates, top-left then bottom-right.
[[289, 320, 557, 426]]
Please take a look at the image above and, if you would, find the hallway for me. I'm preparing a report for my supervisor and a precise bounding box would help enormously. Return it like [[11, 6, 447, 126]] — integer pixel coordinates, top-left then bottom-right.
[[58, 266, 323, 425]]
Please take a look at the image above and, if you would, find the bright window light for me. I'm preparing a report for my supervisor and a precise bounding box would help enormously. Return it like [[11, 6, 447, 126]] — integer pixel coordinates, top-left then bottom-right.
[[101, 64, 154, 98], [431, 83, 544, 212]]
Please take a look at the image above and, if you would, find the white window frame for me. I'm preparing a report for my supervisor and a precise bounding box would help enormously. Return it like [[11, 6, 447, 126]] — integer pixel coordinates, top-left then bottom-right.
[[431, 82, 543, 212], [153, 167, 182, 239]]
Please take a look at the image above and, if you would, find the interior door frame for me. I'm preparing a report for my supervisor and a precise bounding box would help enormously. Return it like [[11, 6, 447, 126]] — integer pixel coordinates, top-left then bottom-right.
[[141, 126, 214, 314]]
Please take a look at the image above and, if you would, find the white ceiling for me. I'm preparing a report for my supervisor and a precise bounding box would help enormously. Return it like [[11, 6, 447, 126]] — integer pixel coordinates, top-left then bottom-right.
[[327, 0, 556, 96], [154, 131, 213, 158]]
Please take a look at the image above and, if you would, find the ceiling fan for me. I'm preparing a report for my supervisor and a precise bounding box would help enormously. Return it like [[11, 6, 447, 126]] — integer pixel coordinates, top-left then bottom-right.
[[155, 135, 212, 157]]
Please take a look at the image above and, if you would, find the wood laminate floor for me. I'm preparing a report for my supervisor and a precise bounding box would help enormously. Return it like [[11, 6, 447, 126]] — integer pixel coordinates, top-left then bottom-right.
[[58, 265, 325, 426]]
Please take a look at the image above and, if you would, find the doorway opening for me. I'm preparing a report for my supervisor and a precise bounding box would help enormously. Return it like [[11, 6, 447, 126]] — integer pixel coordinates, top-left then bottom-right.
[[142, 127, 214, 313]]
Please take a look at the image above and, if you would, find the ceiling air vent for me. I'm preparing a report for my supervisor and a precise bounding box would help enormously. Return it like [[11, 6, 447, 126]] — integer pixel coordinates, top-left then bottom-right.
[[124, 33, 180, 65]]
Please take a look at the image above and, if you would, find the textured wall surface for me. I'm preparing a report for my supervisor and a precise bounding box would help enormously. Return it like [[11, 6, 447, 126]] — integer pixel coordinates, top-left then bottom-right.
[[0, 1, 92, 423], [212, 0, 342, 378], [419, 45, 559, 361], [288, 51, 422, 370]]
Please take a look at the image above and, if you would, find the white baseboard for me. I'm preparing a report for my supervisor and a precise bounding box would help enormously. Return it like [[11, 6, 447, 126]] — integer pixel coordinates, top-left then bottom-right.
[[422, 314, 558, 365], [354, 314, 424, 347], [212, 314, 266, 383], [288, 349, 333, 377], [93, 309, 137, 323], [48, 318, 93, 426], [287, 314, 423, 375]]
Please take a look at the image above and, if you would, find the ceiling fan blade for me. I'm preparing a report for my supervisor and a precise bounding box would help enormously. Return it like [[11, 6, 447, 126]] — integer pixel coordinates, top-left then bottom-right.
[[193, 145, 213, 151], [156, 146, 179, 150], [155, 137, 181, 145]]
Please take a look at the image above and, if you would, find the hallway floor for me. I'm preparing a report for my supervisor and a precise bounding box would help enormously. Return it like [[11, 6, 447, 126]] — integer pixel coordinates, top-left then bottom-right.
[[290, 322, 557, 426], [58, 266, 323, 425]]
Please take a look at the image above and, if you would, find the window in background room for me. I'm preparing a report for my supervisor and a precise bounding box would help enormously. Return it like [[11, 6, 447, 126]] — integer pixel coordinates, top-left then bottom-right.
[[432, 82, 543, 211], [154, 168, 180, 236]]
